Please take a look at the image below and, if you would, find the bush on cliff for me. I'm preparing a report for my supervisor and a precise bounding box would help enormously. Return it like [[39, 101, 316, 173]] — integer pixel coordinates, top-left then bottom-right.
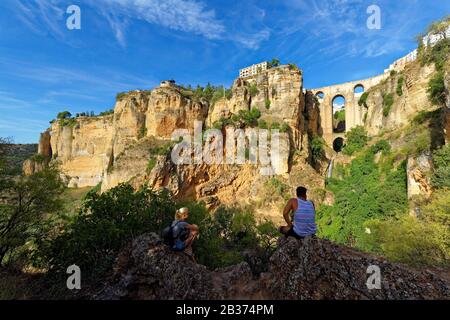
[[431, 144, 450, 189], [342, 126, 368, 156], [317, 145, 408, 249]]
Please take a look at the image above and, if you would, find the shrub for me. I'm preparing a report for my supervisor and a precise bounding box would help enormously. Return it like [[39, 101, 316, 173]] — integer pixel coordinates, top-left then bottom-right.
[[265, 98, 271, 109], [334, 110, 345, 122], [147, 158, 157, 173], [431, 144, 450, 189], [427, 71, 446, 106], [265, 178, 290, 200], [270, 122, 280, 130], [370, 140, 391, 155], [249, 84, 259, 97], [361, 215, 449, 267], [358, 92, 369, 108], [280, 122, 290, 133], [258, 119, 268, 129], [57, 111, 72, 120], [343, 126, 368, 156], [310, 135, 325, 163], [138, 127, 147, 139], [116, 92, 128, 101], [396, 76, 404, 96], [382, 93, 394, 117]]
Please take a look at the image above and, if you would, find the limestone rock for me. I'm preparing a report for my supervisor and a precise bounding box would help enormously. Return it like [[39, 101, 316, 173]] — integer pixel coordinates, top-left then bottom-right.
[[96, 233, 450, 300]]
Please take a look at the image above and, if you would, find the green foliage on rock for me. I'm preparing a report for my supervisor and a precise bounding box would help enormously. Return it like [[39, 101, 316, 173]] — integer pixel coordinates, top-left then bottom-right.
[[382, 93, 394, 117], [310, 135, 326, 163], [249, 84, 259, 97], [57, 111, 72, 120], [431, 144, 450, 189], [358, 92, 369, 108], [396, 76, 404, 96], [116, 92, 128, 101], [427, 71, 446, 106], [342, 126, 368, 156], [317, 146, 408, 250]]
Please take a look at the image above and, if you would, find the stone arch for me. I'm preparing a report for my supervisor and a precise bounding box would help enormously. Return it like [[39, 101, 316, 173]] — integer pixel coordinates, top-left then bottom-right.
[[354, 84, 364, 94], [333, 137, 345, 153], [332, 95, 346, 133], [315, 91, 324, 100]]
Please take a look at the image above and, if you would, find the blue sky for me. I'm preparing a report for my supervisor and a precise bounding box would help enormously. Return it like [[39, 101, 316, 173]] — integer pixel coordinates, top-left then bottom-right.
[[0, 0, 449, 143]]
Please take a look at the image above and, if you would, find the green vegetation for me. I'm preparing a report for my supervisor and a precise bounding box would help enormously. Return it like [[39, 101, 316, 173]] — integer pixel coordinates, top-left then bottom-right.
[[358, 92, 369, 108], [34, 184, 278, 281], [288, 63, 299, 71], [116, 92, 128, 101], [267, 58, 280, 68], [309, 135, 325, 163], [249, 83, 259, 97], [317, 143, 408, 250], [333, 110, 345, 122], [0, 165, 65, 266], [382, 93, 394, 117], [265, 98, 271, 109], [431, 144, 450, 189], [427, 71, 446, 106], [147, 158, 157, 173], [213, 108, 262, 129], [57, 111, 72, 119], [396, 76, 404, 96], [279, 122, 290, 133], [265, 178, 290, 201], [98, 109, 114, 117], [258, 119, 268, 129], [138, 127, 148, 139], [342, 126, 368, 156]]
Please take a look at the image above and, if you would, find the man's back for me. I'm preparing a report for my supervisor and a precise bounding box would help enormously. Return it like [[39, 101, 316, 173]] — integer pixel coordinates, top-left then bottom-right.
[[292, 198, 317, 237]]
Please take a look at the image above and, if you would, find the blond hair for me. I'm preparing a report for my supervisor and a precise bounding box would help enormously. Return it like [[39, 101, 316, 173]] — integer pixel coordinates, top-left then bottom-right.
[[175, 207, 189, 220]]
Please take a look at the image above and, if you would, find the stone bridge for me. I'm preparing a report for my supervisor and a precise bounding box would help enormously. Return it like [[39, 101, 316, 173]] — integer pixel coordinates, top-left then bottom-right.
[[310, 73, 388, 149]]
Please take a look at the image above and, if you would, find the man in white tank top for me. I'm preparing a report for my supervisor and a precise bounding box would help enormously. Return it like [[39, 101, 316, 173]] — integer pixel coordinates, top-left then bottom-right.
[[279, 186, 317, 239]]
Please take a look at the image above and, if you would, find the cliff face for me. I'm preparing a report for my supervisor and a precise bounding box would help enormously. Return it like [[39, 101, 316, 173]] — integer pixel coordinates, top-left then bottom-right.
[[96, 233, 450, 300], [36, 66, 321, 216], [363, 63, 437, 136]]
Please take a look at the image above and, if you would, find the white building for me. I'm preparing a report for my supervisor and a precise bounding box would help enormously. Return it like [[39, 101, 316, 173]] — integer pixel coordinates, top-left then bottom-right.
[[239, 61, 268, 78]]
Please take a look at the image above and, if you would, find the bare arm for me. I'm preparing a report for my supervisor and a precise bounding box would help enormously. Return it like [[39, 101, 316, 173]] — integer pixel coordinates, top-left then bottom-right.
[[283, 199, 295, 227]]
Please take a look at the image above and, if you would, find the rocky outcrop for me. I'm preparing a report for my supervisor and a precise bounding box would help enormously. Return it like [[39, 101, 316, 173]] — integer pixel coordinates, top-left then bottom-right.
[[364, 63, 437, 136], [97, 233, 450, 300], [406, 152, 433, 216], [96, 233, 262, 300]]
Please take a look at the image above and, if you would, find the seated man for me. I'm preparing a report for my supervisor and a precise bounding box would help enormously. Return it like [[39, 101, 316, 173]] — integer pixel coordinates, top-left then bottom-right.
[[170, 207, 199, 262], [279, 186, 317, 239]]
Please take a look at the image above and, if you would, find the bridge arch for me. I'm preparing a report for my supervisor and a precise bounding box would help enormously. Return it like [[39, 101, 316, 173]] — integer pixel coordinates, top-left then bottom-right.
[[354, 84, 364, 94], [315, 91, 324, 100], [333, 137, 345, 153], [332, 95, 346, 133]]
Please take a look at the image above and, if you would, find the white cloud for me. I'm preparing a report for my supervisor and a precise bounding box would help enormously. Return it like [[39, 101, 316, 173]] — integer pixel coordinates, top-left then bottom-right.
[[94, 0, 226, 46]]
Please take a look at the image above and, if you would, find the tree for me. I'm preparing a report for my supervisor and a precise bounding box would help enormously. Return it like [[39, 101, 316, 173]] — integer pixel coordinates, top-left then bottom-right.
[[0, 166, 65, 265], [56, 111, 72, 120], [268, 58, 280, 68]]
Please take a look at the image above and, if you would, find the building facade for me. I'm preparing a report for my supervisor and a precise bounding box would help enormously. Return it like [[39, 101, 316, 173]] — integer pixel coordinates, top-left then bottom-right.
[[239, 61, 268, 78]]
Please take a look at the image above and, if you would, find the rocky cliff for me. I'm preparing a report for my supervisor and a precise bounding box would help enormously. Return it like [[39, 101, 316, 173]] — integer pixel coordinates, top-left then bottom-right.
[[31, 65, 323, 219], [96, 233, 450, 300]]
